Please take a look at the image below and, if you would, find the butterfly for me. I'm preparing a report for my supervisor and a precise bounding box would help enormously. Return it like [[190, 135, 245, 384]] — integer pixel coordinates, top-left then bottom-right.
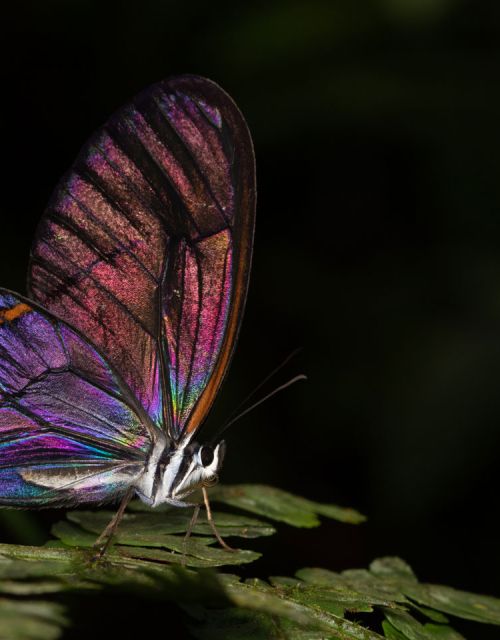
[[0, 75, 256, 553]]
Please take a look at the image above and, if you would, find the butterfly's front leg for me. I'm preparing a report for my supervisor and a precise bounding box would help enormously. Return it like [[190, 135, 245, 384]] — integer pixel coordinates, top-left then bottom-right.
[[202, 487, 236, 552]]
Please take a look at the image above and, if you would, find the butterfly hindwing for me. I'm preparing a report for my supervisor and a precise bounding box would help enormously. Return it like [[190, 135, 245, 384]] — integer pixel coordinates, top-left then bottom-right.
[[28, 75, 256, 442], [0, 290, 150, 507]]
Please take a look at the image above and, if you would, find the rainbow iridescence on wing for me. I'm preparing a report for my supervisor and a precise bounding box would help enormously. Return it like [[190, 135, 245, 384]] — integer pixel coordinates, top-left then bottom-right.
[[164, 231, 233, 430], [0, 291, 149, 505]]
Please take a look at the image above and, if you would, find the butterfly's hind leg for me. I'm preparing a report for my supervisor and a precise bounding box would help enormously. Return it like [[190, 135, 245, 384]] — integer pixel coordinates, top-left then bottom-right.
[[202, 486, 236, 552], [92, 488, 134, 560]]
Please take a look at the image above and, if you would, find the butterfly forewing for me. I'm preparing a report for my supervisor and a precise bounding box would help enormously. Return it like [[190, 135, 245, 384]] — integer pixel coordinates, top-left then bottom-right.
[[28, 76, 256, 442]]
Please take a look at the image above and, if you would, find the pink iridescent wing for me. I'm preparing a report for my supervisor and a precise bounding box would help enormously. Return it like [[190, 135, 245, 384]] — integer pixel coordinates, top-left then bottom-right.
[[28, 76, 256, 441], [0, 290, 151, 506]]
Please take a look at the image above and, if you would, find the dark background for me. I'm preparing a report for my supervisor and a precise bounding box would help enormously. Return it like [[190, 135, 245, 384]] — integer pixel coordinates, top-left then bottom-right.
[[2, 1, 500, 638]]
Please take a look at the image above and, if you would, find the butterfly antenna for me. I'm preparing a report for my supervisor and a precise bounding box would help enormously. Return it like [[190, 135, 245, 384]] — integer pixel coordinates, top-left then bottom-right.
[[212, 374, 307, 442], [222, 347, 303, 426]]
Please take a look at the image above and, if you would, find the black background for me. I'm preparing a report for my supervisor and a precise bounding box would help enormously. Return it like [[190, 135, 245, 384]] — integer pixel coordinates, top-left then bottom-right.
[[1, 1, 500, 638]]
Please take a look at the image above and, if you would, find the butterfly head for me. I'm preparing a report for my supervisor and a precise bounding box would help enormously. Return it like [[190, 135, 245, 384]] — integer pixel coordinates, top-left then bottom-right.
[[156, 440, 226, 504]]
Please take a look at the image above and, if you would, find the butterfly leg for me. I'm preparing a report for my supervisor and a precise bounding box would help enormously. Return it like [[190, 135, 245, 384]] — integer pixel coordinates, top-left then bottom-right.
[[202, 486, 236, 552], [181, 503, 201, 566], [92, 488, 134, 559]]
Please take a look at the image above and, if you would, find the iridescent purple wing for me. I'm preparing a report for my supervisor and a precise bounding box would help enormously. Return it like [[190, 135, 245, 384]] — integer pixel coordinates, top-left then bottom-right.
[[0, 290, 151, 506], [28, 76, 256, 441]]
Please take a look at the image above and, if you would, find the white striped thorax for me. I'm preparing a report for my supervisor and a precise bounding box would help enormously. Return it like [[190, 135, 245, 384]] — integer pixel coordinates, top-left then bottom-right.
[[134, 437, 226, 508]]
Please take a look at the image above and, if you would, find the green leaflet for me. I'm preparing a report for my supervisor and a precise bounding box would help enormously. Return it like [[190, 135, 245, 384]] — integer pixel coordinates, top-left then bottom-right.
[[52, 520, 261, 568], [209, 483, 366, 526], [403, 582, 500, 626], [383, 610, 466, 640]]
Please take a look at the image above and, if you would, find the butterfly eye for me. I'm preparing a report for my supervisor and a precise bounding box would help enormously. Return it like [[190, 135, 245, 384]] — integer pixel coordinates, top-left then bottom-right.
[[199, 445, 214, 467]]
